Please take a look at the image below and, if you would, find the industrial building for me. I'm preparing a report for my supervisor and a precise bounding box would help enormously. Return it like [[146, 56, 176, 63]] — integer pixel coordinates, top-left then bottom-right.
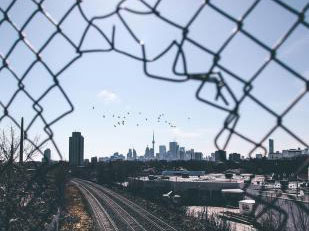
[[162, 170, 205, 176], [128, 173, 244, 205]]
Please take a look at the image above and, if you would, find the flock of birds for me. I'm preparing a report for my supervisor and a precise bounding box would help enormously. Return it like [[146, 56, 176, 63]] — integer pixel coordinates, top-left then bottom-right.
[[92, 106, 191, 128]]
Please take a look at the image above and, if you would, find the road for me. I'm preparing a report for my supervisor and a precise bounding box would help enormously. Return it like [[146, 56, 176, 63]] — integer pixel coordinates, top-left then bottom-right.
[[72, 179, 177, 231]]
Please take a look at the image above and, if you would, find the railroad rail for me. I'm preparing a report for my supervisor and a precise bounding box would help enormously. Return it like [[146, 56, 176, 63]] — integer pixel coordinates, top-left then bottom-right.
[[73, 179, 178, 231], [72, 180, 118, 231], [85, 180, 178, 231], [83, 182, 146, 231]]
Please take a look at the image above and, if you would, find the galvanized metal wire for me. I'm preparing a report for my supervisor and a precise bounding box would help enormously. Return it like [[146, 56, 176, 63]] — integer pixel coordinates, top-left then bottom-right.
[[0, 0, 308, 230]]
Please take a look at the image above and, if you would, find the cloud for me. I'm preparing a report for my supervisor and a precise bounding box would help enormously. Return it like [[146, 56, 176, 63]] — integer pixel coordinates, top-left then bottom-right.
[[171, 128, 202, 139], [97, 90, 120, 103]]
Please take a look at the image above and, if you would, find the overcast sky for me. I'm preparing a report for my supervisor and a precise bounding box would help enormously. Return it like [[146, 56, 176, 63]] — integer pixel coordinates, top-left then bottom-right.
[[0, 0, 308, 161]]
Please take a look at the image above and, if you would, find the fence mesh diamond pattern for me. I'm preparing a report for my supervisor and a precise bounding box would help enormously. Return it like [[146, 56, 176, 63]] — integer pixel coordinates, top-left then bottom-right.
[[0, 0, 309, 230]]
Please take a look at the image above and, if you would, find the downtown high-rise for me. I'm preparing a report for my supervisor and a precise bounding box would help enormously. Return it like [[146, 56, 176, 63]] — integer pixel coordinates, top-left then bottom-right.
[[69, 132, 84, 166]]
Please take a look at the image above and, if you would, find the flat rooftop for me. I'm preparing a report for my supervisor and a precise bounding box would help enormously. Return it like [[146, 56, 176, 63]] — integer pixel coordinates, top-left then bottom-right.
[[136, 174, 245, 183]]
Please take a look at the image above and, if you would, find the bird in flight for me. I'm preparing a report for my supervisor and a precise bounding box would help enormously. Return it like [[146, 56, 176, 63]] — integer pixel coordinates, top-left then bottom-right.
[[91, 107, 183, 130]]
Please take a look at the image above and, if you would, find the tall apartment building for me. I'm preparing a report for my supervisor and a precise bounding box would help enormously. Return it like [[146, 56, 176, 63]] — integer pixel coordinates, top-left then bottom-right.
[[42, 148, 51, 163], [214, 150, 226, 162], [269, 139, 274, 154], [69, 132, 84, 166]]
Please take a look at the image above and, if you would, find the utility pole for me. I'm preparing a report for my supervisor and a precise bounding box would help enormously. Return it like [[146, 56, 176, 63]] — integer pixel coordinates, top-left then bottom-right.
[[296, 174, 299, 198], [152, 131, 155, 158], [19, 117, 24, 163], [9, 140, 14, 164]]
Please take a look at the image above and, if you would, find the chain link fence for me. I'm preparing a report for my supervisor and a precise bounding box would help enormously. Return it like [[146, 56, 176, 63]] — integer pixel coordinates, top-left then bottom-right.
[[0, 0, 309, 230]]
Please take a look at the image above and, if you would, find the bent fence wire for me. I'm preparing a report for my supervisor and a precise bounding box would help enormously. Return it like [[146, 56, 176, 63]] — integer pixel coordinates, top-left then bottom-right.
[[0, 0, 308, 230]]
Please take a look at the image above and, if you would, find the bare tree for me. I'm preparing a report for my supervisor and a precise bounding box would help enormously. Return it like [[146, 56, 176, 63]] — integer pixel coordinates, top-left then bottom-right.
[[0, 126, 41, 163], [0, 126, 53, 231], [0, 127, 19, 163]]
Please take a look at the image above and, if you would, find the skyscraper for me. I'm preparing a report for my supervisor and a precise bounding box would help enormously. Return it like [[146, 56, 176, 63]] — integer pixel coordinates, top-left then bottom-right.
[[42, 148, 51, 163], [229, 153, 241, 161], [150, 148, 154, 157], [185, 149, 194, 160], [194, 152, 203, 160], [169, 141, 179, 160], [133, 149, 137, 160], [127, 149, 133, 160], [91, 156, 97, 164], [159, 145, 166, 160], [214, 150, 226, 162], [69, 132, 84, 166], [269, 139, 274, 154], [159, 145, 166, 154], [179, 147, 185, 160], [144, 146, 151, 158]]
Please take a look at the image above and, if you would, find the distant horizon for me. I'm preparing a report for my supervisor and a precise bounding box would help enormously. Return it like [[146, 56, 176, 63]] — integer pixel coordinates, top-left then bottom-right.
[[1, 0, 308, 162], [48, 131, 309, 161]]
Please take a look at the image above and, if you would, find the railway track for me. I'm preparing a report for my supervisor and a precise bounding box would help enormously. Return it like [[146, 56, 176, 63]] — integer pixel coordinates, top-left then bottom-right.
[[85, 180, 178, 231], [71, 180, 118, 231], [82, 182, 146, 231], [72, 179, 177, 231]]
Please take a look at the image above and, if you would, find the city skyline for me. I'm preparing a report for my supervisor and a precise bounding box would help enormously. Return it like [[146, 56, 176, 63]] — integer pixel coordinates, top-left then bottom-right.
[[43, 131, 309, 163], [76, 132, 309, 163], [1, 0, 308, 162], [1, 1, 308, 230]]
